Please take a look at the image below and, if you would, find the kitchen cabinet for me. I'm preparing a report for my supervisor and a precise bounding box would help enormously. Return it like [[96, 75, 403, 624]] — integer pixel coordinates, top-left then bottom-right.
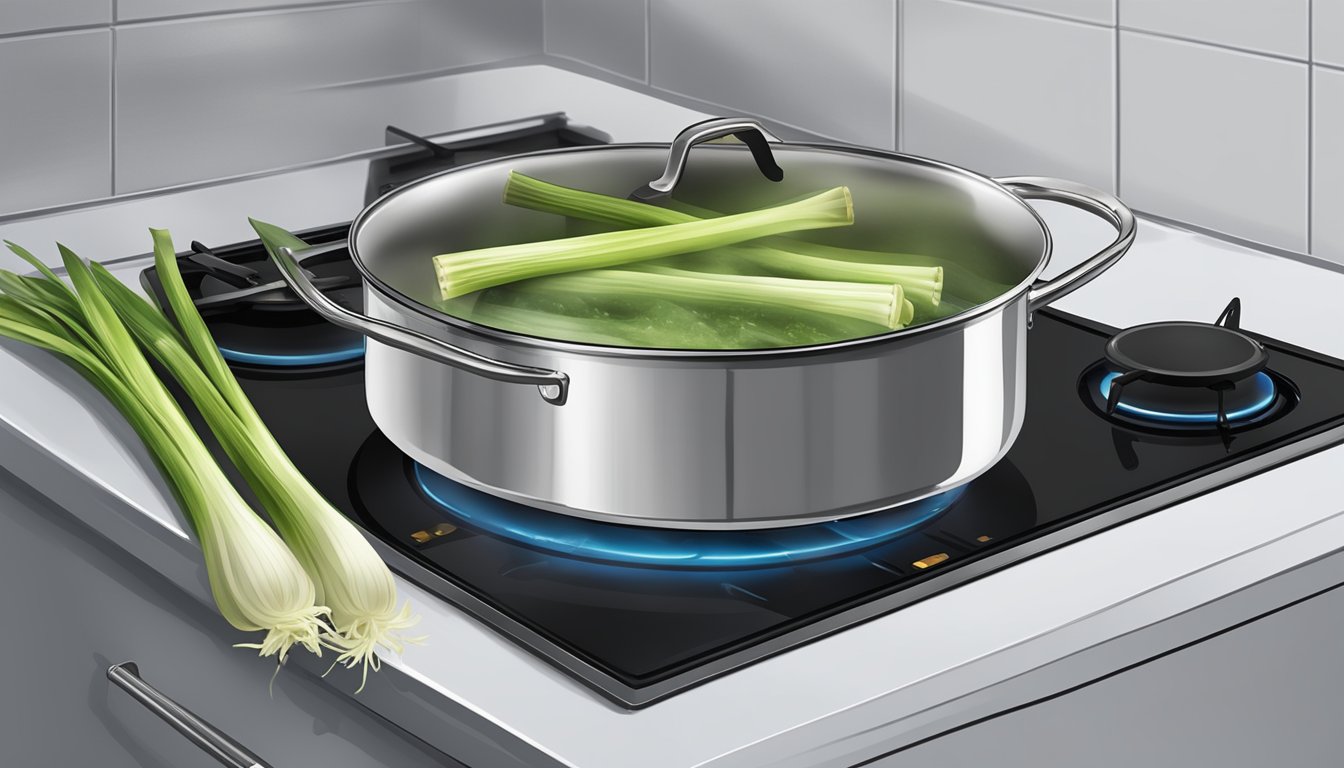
[[871, 576, 1344, 767], [0, 467, 460, 768]]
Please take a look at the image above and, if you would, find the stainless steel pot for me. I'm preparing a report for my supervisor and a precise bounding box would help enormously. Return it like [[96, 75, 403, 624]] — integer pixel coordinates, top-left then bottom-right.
[[270, 117, 1135, 529]]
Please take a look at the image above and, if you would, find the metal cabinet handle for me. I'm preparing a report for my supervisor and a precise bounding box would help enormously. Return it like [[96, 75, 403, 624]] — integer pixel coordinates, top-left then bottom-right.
[[271, 240, 569, 405], [630, 117, 785, 201], [995, 176, 1137, 313], [107, 661, 272, 768]]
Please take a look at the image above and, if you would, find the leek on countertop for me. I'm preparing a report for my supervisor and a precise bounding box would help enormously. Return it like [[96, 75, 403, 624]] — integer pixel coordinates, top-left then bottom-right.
[[87, 225, 422, 689], [434, 185, 855, 299], [0, 241, 331, 662]]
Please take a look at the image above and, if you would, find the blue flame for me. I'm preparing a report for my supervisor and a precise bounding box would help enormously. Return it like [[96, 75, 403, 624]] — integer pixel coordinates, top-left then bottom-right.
[[413, 463, 961, 569], [218, 341, 365, 367], [1099, 370, 1276, 424]]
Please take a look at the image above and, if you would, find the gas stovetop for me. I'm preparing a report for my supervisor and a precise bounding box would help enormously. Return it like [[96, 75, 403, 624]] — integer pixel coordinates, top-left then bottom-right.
[[122, 112, 1344, 709], [140, 241, 1344, 708]]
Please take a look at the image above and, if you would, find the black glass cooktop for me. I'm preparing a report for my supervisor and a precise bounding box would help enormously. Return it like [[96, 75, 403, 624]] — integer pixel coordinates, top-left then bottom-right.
[[203, 308, 1344, 708]]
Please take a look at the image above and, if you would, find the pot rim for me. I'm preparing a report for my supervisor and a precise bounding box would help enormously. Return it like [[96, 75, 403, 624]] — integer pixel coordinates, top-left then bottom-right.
[[346, 141, 1053, 361]]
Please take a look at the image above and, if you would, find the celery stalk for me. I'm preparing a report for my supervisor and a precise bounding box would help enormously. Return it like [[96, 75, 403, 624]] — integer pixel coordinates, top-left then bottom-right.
[[669, 198, 1012, 305], [520, 266, 907, 329], [434, 185, 854, 299], [501, 172, 943, 315]]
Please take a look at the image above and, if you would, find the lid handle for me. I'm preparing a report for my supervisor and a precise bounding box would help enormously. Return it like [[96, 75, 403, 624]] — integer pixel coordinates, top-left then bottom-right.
[[630, 117, 783, 201]]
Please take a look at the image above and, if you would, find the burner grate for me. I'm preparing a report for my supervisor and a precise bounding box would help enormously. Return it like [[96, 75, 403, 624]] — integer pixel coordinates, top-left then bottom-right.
[[138, 223, 366, 371], [1096, 297, 1286, 431]]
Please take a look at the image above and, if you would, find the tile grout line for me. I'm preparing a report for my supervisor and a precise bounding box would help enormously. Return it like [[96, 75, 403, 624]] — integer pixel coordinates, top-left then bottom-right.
[[0, 0, 408, 40], [643, 0, 651, 84], [536, 54, 841, 142], [1119, 24, 1310, 65], [0, 23, 110, 41], [893, 0, 900, 152], [936, 0, 1111, 28], [941, 0, 1338, 79], [1113, 3, 1120, 197], [931, 0, 1344, 72], [109, 0, 403, 28], [1308, 0, 1315, 255], [109, 23, 117, 197]]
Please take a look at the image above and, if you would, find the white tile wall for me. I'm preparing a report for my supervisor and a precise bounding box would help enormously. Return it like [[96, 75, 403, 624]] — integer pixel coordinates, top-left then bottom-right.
[[0, 0, 110, 35], [902, 0, 1115, 190], [0, 30, 112, 214], [113, 0, 541, 193], [1120, 0, 1309, 59], [1315, 0, 1344, 68], [648, 0, 895, 149], [0, 0, 544, 214], [1120, 32, 1308, 251], [416, 0, 543, 73], [1313, 67, 1344, 262], [960, 0, 1113, 25], [543, 0, 645, 81]]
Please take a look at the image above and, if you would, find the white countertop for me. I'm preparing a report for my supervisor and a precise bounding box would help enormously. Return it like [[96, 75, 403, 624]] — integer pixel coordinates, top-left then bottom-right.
[[2, 64, 1343, 768]]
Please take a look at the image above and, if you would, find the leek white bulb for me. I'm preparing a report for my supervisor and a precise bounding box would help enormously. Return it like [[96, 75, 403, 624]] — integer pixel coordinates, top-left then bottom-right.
[[261, 475, 421, 687], [192, 467, 331, 660]]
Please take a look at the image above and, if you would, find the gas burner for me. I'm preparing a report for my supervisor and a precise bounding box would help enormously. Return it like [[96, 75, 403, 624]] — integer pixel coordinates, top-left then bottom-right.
[[1082, 298, 1296, 432], [412, 463, 962, 569], [1098, 369, 1278, 425], [139, 224, 367, 371], [205, 310, 365, 370]]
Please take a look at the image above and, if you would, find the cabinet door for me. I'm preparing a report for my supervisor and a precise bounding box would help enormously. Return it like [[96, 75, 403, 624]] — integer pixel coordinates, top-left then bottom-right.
[[870, 581, 1344, 767], [0, 471, 463, 768]]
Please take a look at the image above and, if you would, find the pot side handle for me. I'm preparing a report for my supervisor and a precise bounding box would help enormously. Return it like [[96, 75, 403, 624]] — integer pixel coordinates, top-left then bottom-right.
[[272, 242, 570, 405], [996, 176, 1137, 314]]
